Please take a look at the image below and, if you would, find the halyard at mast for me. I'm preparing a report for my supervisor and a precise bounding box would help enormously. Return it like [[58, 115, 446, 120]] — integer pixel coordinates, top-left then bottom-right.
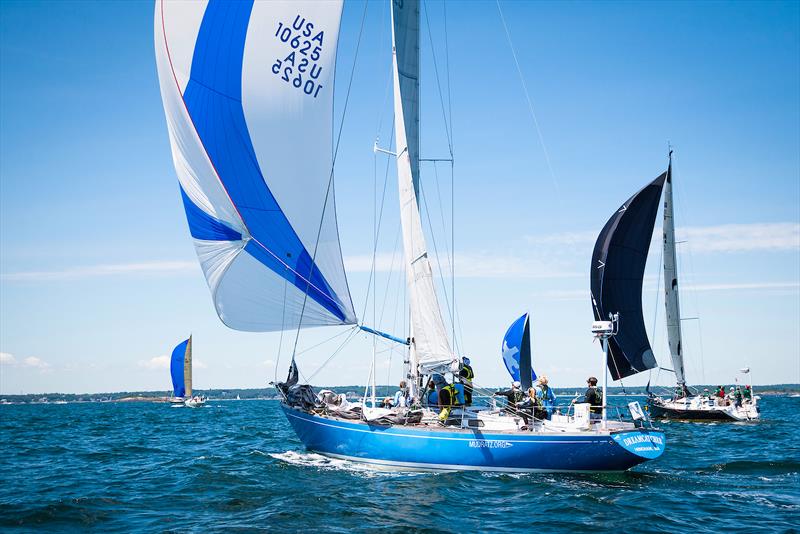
[[663, 152, 686, 387], [391, 0, 455, 382]]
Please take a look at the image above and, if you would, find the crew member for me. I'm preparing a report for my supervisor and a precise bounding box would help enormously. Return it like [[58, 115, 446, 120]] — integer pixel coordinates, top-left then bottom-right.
[[459, 357, 475, 406], [494, 381, 524, 408], [438, 381, 460, 422], [536, 376, 557, 419], [384, 380, 410, 408], [574, 376, 603, 415]]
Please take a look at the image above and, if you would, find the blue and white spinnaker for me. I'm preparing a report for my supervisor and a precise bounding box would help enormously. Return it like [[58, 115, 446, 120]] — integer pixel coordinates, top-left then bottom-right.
[[502, 313, 535, 389], [155, 0, 356, 332]]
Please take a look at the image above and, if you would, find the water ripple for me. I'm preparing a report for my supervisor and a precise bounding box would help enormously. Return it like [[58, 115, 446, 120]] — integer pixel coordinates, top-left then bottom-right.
[[0, 397, 797, 532]]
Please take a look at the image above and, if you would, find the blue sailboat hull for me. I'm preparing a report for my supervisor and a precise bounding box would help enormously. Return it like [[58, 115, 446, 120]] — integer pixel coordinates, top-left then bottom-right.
[[281, 405, 665, 472]]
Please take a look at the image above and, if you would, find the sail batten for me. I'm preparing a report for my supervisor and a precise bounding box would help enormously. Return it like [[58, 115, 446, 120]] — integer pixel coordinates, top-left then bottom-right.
[[156, 0, 356, 332], [391, 0, 454, 374], [663, 159, 686, 385], [591, 173, 667, 381]]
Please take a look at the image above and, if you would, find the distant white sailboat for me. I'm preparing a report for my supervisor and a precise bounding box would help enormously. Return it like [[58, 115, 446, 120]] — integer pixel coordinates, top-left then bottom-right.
[[647, 154, 758, 421], [592, 152, 758, 421]]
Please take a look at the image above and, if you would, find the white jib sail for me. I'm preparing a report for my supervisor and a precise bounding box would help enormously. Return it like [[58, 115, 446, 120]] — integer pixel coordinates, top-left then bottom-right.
[[391, 0, 455, 375], [663, 162, 686, 386], [155, 0, 356, 332]]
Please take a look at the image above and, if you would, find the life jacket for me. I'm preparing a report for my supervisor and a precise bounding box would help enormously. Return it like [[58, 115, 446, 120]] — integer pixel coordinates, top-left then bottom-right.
[[461, 364, 474, 381], [440, 384, 460, 407]]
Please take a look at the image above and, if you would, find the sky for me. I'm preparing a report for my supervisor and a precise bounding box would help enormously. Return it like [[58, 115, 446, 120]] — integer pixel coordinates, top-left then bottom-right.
[[1, 0, 798, 394]]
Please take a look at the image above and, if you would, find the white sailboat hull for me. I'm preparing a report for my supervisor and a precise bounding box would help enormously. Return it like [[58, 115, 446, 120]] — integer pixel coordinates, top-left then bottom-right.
[[647, 395, 760, 421]]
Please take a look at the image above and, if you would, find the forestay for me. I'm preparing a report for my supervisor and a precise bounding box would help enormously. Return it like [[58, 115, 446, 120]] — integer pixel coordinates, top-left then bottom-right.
[[155, 0, 356, 332], [591, 173, 666, 380], [391, 0, 455, 373]]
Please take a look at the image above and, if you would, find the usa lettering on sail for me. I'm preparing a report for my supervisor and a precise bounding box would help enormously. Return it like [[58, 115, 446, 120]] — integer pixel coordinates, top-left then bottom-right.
[[272, 14, 326, 98]]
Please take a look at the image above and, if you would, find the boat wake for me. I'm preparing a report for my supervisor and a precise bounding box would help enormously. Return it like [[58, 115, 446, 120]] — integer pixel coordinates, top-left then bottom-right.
[[268, 450, 430, 478], [692, 460, 800, 476]]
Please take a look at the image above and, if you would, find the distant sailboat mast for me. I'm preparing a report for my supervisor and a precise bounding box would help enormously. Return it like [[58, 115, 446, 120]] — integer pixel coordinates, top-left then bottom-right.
[[184, 335, 193, 397], [391, 0, 455, 397], [662, 152, 686, 387]]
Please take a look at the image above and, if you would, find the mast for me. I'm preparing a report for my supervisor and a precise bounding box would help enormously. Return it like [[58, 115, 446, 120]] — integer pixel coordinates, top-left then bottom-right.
[[184, 335, 193, 397], [391, 0, 455, 384], [663, 151, 686, 387]]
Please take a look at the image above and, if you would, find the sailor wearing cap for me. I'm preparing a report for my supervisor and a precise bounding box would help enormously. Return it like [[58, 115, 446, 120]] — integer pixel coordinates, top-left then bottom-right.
[[493, 380, 524, 406]]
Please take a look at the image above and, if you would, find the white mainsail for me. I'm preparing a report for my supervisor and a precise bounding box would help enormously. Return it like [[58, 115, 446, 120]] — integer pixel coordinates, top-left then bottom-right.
[[391, 0, 455, 375], [392, 0, 421, 198], [155, 0, 356, 332], [663, 156, 686, 386]]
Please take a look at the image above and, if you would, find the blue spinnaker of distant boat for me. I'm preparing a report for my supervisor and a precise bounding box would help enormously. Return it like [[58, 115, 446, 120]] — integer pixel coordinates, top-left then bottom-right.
[[171, 338, 189, 398], [502, 313, 535, 389]]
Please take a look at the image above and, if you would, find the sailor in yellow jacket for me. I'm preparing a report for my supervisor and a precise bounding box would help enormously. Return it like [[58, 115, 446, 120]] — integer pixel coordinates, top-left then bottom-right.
[[438, 382, 460, 422]]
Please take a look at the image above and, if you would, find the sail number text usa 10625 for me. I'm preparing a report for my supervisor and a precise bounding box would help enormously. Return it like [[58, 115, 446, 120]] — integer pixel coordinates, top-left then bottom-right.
[[272, 15, 326, 98]]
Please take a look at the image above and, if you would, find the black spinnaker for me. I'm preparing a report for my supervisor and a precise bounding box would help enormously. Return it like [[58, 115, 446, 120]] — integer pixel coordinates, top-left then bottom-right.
[[591, 172, 667, 380]]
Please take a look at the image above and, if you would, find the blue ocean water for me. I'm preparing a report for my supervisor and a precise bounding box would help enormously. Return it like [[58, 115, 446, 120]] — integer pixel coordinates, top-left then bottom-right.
[[1, 397, 798, 532]]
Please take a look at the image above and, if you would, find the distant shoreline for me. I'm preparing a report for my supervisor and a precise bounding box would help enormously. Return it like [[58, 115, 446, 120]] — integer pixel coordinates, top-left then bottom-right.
[[1, 384, 797, 405]]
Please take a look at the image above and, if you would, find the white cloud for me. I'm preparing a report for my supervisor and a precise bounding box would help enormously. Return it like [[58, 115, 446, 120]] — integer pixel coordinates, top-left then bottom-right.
[[0, 353, 51, 371], [138, 354, 207, 370], [22, 356, 51, 371], [684, 281, 800, 292], [346, 252, 581, 279], [678, 223, 800, 253], [525, 222, 800, 256], [138, 355, 170, 370], [1, 261, 198, 282], [534, 281, 799, 301]]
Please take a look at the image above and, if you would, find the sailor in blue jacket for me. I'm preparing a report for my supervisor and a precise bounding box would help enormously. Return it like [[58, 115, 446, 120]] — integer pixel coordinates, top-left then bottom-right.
[[535, 375, 557, 419]]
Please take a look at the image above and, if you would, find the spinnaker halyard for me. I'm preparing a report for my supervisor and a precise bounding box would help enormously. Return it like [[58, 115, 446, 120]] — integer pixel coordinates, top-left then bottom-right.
[[155, 0, 664, 471]]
